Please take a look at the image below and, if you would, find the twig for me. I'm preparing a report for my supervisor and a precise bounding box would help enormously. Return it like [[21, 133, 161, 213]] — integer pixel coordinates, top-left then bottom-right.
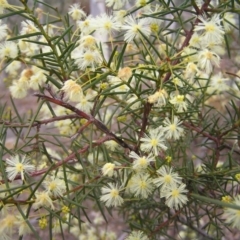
[[0, 114, 80, 128], [34, 93, 135, 151]]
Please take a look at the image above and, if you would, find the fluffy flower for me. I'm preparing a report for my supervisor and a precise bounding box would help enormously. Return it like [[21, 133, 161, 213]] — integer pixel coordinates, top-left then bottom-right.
[[18, 39, 38, 56], [129, 174, 154, 199], [92, 13, 121, 36], [223, 12, 237, 32], [9, 80, 28, 99], [184, 62, 200, 80], [105, 0, 127, 9], [20, 20, 38, 37], [129, 151, 154, 171], [16, 215, 32, 237], [102, 163, 115, 177], [5, 60, 21, 75], [126, 94, 141, 110], [161, 183, 188, 209], [189, 32, 202, 48], [224, 195, 240, 230], [72, 49, 102, 71], [32, 191, 54, 210], [77, 16, 95, 35], [5, 155, 34, 181], [104, 140, 119, 151], [0, 20, 8, 41], [169, 94, 188, 112], [43, 177, 66, 197], [148, 89, 168, 107], [77, 35, 97, 50], [29, 68, 47, 90], [153, 165, 182, 190], [207, 72, 229, 94], [140, 128, 167, 156], [68, 3, 86, 21], [118, 67, 133, 82], [121, 15, 151, 43], [75, 90, 96, 114], [0, 0, 10, 14], [0, 41, 18, 59], [114, 10, 128, 24], [197, 48, 220, 74], [126, 230, 149, 240], [194, 14, 225, 44], [61, 79, 83, 102], [181, 46, 198, 63], [0, 214, 17, 239], [100, 183, 124, 207], [162, 116, 184, 140]]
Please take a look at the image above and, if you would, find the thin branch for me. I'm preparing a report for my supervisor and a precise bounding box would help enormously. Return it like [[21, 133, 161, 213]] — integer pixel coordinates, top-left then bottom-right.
[[34, 93, 135, 151], [0, 114, 80, 128]]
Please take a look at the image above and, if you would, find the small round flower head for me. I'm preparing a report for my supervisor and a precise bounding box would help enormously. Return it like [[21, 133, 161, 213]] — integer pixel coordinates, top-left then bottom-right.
[[93, 13, 121, 36], [117, 67, 132, 82], [61, 79, 83, 102], [77, 35, 97, 50], [0, 214, 17, 238], [0, 0, 10, 14], [181, 46, 198, 63], [126, 94, 141, 110], [72, 49, 102, 71], [223, 12, 237, 32], [43, 24, 56, 37], [29, 67, 47, 90], [75, 90, 96, 113], [129, 174, 154, 199], [5, 155, 35, 181], [235, 173, 240, 182], [20, 20, 38, 37], [0, 41, 18, 59], [161, 183, 188, 209], [222, 195, 232, 203], [5, 60, 21, 75], [38, 217, 48, 229], [207, 72, 229, 94], [184, 62, 200, 80], [126, 230, 149, 240], [148, 89, 168, 107], [0, 20, 8, 41], [104, 140, 119, 151], [114, 10, 128, 24], [32, 191, 55, 210], [194, 14, 225, 44], [140, 128, 167, 156], [121, 15, 151, 43], [169, 93, 188, 112], [100, 183, 124, 207], [9, 80, 28, 99], [77, 15, 95, 35], [224, 195, 240, 229], [68, 3, 86, 21], [189, 32, 202, 48], [153, 165, 182, 190], [43, 176, 66, 197], [105, 0, 127, 10], [108, 76, 122, 86], [129, 151, 154, 171], [17, 218, 32, 237], [162, 116, 184, 140], [197, 48, 220, 74], [102, 163, 115, 177]]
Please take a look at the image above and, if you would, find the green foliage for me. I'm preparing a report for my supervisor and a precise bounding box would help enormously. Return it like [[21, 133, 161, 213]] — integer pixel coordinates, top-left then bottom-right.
[[0, 0, 240, 239]]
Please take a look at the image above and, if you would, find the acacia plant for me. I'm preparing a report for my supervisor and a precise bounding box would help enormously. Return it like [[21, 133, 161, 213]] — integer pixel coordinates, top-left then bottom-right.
[[0, 0, 240, 239]]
